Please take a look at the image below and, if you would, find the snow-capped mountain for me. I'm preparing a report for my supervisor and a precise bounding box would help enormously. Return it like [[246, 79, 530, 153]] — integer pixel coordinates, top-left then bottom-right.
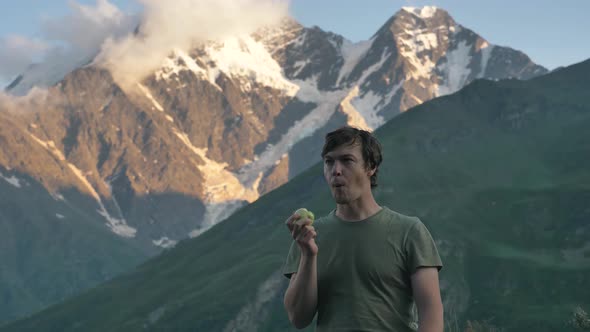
[[2, 6, 547, 248], [0, 6, 551, 323]]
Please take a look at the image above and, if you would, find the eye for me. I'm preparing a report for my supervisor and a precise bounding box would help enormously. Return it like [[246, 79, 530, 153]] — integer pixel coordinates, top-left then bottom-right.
[[324, 159, 334, 165]]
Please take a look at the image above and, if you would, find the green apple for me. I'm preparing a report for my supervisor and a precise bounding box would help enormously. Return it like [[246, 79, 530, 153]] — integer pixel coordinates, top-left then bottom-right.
[[295, 208, 315, 225]]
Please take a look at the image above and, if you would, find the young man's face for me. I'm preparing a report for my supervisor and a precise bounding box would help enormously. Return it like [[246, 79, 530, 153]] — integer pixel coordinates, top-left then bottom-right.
[[323, 142, 375, 204]]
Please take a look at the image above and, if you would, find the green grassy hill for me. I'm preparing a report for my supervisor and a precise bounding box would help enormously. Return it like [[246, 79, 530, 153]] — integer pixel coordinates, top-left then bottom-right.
[[2, 59, 590, 332], [0, 179, 147, 324]]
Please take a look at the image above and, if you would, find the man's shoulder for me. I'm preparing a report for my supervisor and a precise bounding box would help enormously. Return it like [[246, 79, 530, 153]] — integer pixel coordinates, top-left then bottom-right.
[[313, 207, 420, 230], [380, 206, 420, 227], [314, 210, 335, 227]]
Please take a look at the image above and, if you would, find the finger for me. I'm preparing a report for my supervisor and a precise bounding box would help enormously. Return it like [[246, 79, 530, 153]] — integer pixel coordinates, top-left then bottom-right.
[[295, 218, 311, 227], [285, 213, 300, 228], [302, 230, 316, 243], [291, 221, 302, 234], [292, 224, 303, 240], [296, 225, 314, 239], [296, 227, 309, 242], [287, 215, 304, 233], [291, 226, 303, 240]]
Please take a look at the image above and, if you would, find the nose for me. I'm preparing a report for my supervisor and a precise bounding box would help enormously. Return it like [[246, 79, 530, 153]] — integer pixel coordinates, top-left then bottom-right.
[[332, 161, 342, 176]]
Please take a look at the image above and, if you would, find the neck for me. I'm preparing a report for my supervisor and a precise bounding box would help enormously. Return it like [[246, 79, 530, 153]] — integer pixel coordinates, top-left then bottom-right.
[[335, 193, 381, 222]]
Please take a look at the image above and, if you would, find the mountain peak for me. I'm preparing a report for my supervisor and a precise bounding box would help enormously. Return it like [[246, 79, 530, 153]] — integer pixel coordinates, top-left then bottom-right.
[[400, 6, 440, 19], [372, 6, 454, 41]]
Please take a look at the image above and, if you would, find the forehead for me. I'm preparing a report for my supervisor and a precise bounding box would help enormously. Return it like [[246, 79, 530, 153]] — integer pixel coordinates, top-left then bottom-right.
[[323, 143, 362, 158]]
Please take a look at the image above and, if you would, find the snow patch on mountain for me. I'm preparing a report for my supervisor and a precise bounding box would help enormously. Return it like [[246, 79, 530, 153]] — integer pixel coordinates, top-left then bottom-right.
[[358, 49, 390, 87], [339, 86, 371, 131], [437, 40, 473, 96], [408, 94, 423, 104], [172, 128, 264, 237], [350, 90, 385, 129], [50, 192, 66, 201], [478, 41, 494, 78], [399, 29, 439, 54], [28, 134, 67, 161], [205, 36, 299, 95], [337, 39, 374, 86], [157, 49, 205, 80], [137, 83, 164, 112], [68, 163, 136, 237], [152, 237, 177, 249], [65, 162, 100, 201], [399, 40, 436, 79], [173, 129, 261, 204], [1, 173, 22, 188], [156, 48, 223, 90], [292, 60, 309, 77], [28, 133, 136, 238], [190, 199, 246, 238], [97, 202, 137, 238], [238, 77, 348, 187], [154, 37, 298, 95], [350, 79, 404, 127], [402, 6, 439, 19]]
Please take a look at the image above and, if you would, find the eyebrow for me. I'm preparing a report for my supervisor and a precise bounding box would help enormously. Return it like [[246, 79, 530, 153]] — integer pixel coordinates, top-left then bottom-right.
[[324, 153, 357, 159]]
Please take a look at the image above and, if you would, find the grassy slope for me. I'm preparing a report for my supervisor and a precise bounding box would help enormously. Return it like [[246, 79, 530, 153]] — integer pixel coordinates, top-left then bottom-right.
[[0, 178, 148, 324]]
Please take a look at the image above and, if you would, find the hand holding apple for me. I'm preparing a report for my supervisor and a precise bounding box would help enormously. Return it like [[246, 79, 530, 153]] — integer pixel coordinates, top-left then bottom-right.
[[285, 208, 318, 257]]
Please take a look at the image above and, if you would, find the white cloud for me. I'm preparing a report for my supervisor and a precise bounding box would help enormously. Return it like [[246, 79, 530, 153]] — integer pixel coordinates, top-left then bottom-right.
[[1, 0, 289, 94], [96, 0, 289, 89], [41, 0, 138, 54], [1, 0, 138, 93]]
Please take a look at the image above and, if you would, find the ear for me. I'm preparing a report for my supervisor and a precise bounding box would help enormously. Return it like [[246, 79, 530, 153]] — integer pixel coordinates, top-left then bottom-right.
[[367, 167, 376, 177]]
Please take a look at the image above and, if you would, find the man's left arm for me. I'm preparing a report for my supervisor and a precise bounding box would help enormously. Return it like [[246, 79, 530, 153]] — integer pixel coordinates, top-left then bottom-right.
[[411, 267, 444, 332]]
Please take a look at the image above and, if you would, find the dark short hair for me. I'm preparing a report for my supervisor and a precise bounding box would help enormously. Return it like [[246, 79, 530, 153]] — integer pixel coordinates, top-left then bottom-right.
[[321, 126, 383, 188]]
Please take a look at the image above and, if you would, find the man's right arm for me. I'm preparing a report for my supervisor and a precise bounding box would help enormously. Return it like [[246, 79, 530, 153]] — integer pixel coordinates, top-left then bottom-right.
[[283, 213, 318, 329], [283, 254, 318, 329]]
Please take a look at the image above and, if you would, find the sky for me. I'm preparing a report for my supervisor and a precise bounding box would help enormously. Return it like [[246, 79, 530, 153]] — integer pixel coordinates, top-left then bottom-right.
[[1, 0, 589, 88]]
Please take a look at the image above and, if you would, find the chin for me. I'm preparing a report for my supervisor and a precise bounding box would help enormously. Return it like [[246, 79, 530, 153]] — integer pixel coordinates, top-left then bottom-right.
[[332, 194, 350, 204]]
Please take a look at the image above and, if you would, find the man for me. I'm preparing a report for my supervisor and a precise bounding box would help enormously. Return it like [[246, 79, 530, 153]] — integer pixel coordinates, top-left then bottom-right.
[[282, 126, 444, 331]]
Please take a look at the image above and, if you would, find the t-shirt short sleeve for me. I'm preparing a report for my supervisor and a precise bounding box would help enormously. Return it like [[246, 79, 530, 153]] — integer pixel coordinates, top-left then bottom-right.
[[282, 240, 301, 279], [404, 219, 443, 275]]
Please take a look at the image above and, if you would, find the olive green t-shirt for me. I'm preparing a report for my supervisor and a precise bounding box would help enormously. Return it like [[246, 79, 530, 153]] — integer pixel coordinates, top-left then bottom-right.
[[282, 206, 443, 332]]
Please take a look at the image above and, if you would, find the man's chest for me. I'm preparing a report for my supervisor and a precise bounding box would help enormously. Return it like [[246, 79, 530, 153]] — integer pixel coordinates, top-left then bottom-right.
[[316, 227, 408, 291]]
